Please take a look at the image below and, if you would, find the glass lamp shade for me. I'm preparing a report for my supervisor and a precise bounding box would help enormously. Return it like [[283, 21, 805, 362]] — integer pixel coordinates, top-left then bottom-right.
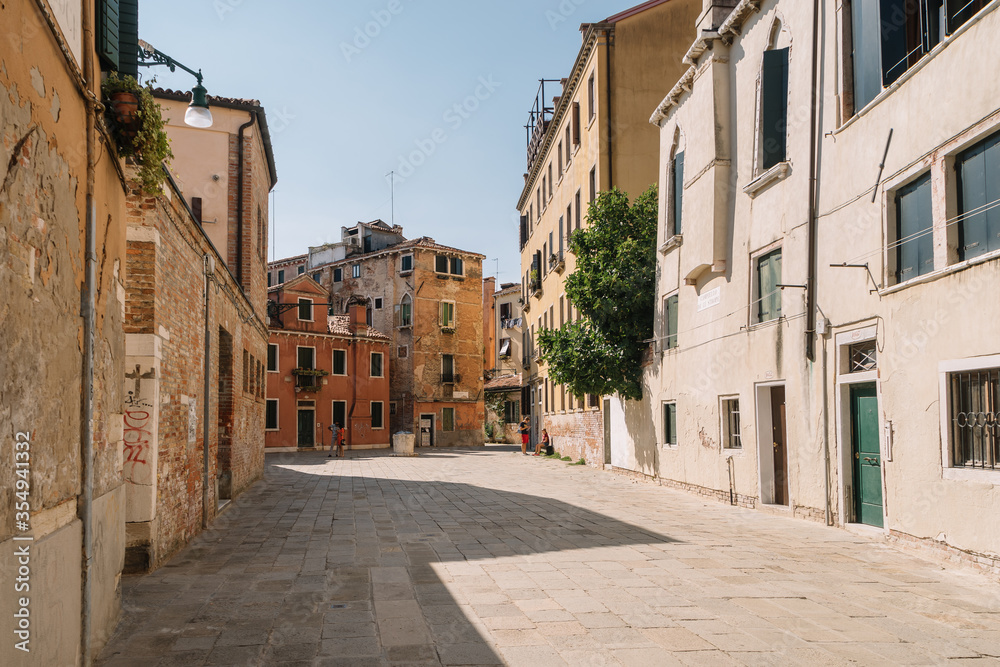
[[184, 105, 213, 128]]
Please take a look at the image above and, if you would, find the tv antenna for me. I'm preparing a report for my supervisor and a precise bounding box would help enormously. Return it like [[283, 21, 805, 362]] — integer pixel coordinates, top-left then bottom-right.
[[386, 171, 395, 225]]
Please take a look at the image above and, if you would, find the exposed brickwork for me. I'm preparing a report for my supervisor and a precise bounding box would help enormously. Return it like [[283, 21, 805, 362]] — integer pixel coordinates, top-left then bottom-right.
[[124, 240, 156, 333], [541, 409, 604, 467], [655, 475, 758, 510], [888, 530, 1000, 580]]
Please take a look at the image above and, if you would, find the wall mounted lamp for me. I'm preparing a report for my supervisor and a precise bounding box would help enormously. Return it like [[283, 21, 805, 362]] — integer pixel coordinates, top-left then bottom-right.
[[137, 40, 213, 128]]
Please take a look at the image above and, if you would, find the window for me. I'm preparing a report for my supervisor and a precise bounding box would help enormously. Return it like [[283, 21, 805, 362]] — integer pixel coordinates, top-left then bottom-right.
[[663, 402, 677, 446], [499, 302, 512, 321], [671, 151, 685, 235], [450, 257, 464, 276], [850, 341, 878, 372], [370, 352, 384, 378], [389, 402, 397, 415], [435, 255, 449, 273], [331, 400, 346, 429], [504, 400, 520, 424], [435, 255, 463, 275], [397, 294, 412, 327], [352, 264, 361, 279], [298, 298, 313, 321], [572, 102, 581, 145], [267, 344, 278, 372], [575, 191, 582, 232], [565, 126, 572, 164], [268, 272, 272, 287], [333, 268, 343, 283], [312, 272, 321, 282], [755, 249, 782, 323], [297, 347, 315, 370], [957, 130, 1000, 261], [243, 349, 249, 392], [558, 141, 563, 174], [398, 345, 408, 359], [499, 338, 511, 357], [374, 297, 383, 310], [297, 266, 304, 275], [332, 349, 346, 375], [588, 394, 599, 408], [442, 407, 455, 432], [277, 269, 285, 284], [587, 72, 595, 121], [371, 402, 384, 429], [760, 47, 789, 171], [542, 176, 547, 207], [893, 173, 934, 283], [948, 367, 998, 470], [266, 399, 278, 430], [442, 354, 456, 383], [400, 254, 413, 272], [722, 398, 742, 449], [537, 187, 542, 214], [440, 301, 456, 328], [548, 164, 553, 199], [589, 167, 597, 203], [664, 294, 678, 350]]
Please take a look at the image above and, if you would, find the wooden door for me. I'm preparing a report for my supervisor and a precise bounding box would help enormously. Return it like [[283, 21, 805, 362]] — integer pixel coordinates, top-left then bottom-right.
[[770, 386, 788, 506], [851, 383, 883, 527]]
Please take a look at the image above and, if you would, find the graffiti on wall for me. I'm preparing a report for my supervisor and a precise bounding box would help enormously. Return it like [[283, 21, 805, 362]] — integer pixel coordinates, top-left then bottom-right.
[[123, 363, 157, 480]]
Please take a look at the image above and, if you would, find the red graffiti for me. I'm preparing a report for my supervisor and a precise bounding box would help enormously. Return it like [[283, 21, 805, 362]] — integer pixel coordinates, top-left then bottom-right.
[[123, 409, 151, 469]]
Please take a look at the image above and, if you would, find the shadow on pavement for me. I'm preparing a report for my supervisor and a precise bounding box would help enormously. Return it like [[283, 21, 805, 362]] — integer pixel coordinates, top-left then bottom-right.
[[98, 448, 680, 666]]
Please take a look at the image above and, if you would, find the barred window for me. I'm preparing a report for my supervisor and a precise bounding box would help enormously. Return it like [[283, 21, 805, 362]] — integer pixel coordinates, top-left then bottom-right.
[[949, 368, 999, 470], [849, 341, 877, 373]]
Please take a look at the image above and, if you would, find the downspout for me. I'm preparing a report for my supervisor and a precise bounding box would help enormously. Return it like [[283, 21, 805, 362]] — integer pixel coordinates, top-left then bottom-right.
[[202, 261, 212, 529], [822, 327, 832, 525], [805, 0, 821, 362], [81, 0, 98, 663], [236, 113, 256, 290]]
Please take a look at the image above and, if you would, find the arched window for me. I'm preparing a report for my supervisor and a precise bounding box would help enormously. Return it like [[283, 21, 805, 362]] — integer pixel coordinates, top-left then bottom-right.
[[758, 17, 791, 172], [668, 127, 685, 237], [396, 294, 412, 328]]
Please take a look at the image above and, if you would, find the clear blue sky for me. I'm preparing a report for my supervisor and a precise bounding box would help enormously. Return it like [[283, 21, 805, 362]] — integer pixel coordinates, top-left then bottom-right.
[[142, 0, 641, 285]]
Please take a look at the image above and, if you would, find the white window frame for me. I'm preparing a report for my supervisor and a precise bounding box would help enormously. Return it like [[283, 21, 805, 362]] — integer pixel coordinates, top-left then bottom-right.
[[750, 242, 783, 326], [397, 294, 413, 328], [440, 300, 456, 329], [333, 267, 343, 283], [267, 343, 279, 373], [296, 345, 316, 370], [331, 400, 347, 429], [371, 401, 385, 430], [298, 298, 314, 322], [332, 349, 347, 376], [400, 254, 414, 273], [939, 354, 1000, 484], [352, 264, 361, 279], [266, 398, 279, 431], [661, 401, 678, 448], [720, 396, 743, 451], [374, 297, 383, 310], [370, 352, 384, 378]]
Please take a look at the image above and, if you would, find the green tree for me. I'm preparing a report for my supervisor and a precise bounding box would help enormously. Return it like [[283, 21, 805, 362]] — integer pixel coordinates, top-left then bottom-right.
[[538, 185, 657, 401]]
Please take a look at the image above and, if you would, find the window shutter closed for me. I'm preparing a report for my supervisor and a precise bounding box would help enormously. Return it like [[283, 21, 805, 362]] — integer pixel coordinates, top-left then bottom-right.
[[895, 173, 934, 280], [117, 0, 139, 78], [760, 48, 788, 171], [666, 295, 678, 349], [957, 131, 1000, 260], [98, 0, 121, 70], [520, 215, 528, 249], [672, 151, 685, 235], [572, 103, 581, 145]]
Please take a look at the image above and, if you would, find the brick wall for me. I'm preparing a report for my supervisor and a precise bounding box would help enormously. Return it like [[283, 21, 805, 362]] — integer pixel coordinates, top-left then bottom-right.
[[541, 409, 604, 466]]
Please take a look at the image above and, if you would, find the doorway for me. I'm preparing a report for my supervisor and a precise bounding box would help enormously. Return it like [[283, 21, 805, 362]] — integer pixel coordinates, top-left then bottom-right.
[[755, 383, 789, 506], [297, 407, 315, 447], [603, 398, 612, 465], [850, 383, 883, 527], [217, 328, 234, 502], [419, 413, 434, 447]]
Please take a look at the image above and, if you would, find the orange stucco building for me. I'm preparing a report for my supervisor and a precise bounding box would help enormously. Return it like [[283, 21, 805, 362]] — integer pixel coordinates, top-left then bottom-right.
[[266, 275, 391, 451]]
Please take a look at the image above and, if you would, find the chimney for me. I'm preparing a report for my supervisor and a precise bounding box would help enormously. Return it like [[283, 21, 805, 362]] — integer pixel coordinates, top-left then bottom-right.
[[349, 303, 367, 333], [698, 0, 740, 33]]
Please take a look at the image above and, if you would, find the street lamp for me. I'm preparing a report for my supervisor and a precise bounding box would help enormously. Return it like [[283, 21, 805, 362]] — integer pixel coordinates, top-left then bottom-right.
[[137, 40, 214, 128]]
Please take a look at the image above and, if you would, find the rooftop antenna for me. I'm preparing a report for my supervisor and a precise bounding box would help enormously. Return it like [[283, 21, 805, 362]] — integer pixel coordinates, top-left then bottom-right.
[[271, 189, 277, 263]]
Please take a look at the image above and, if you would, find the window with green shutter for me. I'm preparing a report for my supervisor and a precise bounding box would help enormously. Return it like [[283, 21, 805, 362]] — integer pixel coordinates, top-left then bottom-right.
[[117, 0, 139, 78], [894, 173, 934, 282], [957, 130, 1000, 261], [663, 403, 677, 446], [755, 249, 782, 323], [664, 294, 678, 350], [97, 0, 121, 71], [672, 151, 684, 235], [760, 48, 789, 171], [442, 407, 455, 432]]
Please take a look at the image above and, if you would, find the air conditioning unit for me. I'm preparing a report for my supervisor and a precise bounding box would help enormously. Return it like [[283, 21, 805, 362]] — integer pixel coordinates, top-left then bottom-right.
[[348, 237, 360, 247]]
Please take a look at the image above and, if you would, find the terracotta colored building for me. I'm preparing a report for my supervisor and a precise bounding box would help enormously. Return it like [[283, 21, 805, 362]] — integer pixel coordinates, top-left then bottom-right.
[[266, 276, 392, 451]]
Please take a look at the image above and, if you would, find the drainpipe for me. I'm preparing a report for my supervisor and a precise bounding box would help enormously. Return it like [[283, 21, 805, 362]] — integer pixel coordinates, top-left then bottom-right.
[[81, 0, 97, 663], [822, 327, 832, 525], [805, 0, 821, 362], [236, 113, 256, 290], [202, 259, 213, 528]]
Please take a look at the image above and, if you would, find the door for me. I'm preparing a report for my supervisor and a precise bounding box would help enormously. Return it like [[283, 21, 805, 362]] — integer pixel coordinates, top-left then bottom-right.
[[851, 383, 883, 527], [603, 398, 612, 465], [420, 414, 434, 447], [770, 386, 788, 506], [297, 409, 315, 447]]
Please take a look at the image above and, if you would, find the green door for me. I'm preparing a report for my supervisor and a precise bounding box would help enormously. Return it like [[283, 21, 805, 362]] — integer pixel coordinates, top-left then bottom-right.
[[851, 384, 882, 527], [297, 409, 315, 447]]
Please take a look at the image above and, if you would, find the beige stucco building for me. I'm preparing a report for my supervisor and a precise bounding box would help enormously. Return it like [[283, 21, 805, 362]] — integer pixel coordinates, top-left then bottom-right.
[[616, 0, 1000, 571], [484, 283, 526, 443], [517, 0, 701, 462]]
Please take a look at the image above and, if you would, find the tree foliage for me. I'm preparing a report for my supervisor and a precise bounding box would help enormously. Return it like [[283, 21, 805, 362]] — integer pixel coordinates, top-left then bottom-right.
[[538, 185, 657, 401]]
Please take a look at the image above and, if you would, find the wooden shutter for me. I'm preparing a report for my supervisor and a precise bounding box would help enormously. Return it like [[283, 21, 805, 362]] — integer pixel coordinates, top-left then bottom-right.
[[97, 0, 121, 70], [520, 215, 528, 249], [757, 250, 782, 322], [672, 151, 685, 235], [958, 131, 1000, 260], [851, 0, 882, 112], [117, 0, 139, 78], [895, 173, 934, 280], [760, 48, 789, 170], [191, 197, 203, 223], [666, 295, 678, 349], [572, 103, 581, 145]]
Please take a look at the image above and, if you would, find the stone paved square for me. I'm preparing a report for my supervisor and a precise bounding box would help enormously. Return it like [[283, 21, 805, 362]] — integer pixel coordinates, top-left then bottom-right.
[[98, 446, 1000, 665]]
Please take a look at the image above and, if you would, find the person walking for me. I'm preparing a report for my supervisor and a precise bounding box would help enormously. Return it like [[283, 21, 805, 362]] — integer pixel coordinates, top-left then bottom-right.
[[328, 422, 343, 458], [535, 429, 550, 456], [519, 416, 531, 455]]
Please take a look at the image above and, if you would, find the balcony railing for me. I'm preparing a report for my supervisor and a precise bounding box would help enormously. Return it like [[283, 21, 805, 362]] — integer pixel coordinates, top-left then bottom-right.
[[442, 373, 461, 385]]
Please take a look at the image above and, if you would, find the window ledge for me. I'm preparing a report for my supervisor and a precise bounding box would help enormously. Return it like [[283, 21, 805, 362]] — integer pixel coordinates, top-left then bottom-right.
[[943, 467, 1000, 484], [743, 162, 791, 197], [659, 235, 683, 255], [880, 248, 1000, 296], [399, 270, 412, 277], [746, 315, 785, 332]]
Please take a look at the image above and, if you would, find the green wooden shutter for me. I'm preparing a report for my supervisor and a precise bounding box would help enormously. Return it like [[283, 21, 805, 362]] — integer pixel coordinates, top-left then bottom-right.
[[117, 0, 139, 78], [97, 0, 120, 71], [757, 249, 782, 322], [664, 404, 677, 446], [895, 173, 934, 281], [958, 131, 1000, 260], [760, 49, 788, 170], [672, 151, 684, 235], [665, 295, 678, 349]]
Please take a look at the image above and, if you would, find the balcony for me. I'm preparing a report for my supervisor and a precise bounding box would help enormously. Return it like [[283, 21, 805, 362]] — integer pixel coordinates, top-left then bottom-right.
[[441, 373, 461, 385], [292, 367, 329, 393], [549, 252, 565, 274]]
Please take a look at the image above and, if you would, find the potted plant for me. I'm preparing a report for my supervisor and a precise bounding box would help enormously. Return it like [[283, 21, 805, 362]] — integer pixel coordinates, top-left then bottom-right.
[[101, 74, 173, 194]]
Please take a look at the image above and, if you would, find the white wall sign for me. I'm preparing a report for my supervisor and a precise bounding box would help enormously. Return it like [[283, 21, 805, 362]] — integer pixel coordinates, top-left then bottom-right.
[[50, 0, 83, 67], [697, 287, 721, 312]]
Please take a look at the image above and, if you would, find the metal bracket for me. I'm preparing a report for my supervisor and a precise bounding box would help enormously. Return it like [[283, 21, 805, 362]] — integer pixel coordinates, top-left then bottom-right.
[[830, 263, 881, 298], [137, 40, 203, 85]]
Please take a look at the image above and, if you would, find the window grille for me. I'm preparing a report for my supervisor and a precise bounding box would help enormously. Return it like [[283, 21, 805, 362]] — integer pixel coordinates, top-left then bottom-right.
[[849, 341, 877, 373], [949, 368, 999, 470]]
